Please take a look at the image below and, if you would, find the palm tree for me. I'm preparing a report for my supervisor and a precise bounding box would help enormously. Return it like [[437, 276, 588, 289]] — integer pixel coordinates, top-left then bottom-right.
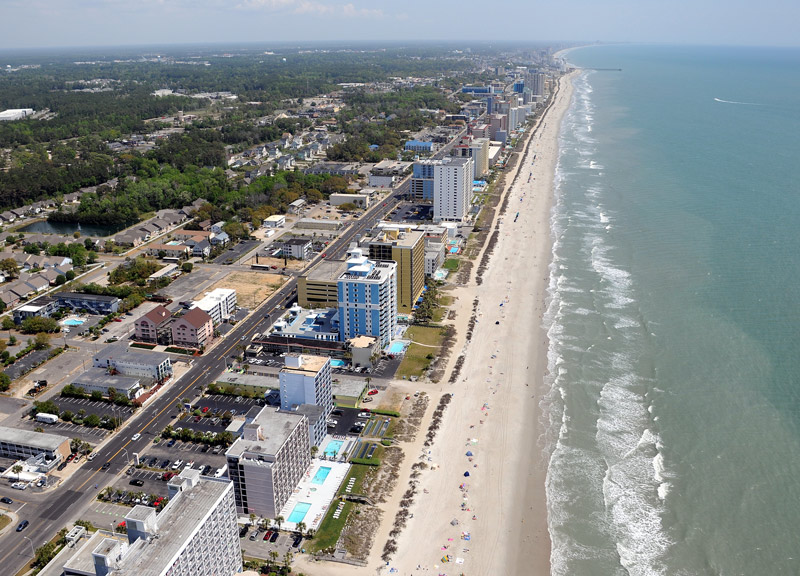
[[274, 515, 284, 532], [12, 464, 23, 480], [283, 549, 294, 569], [268, 550, 279, 569], [296, 521, 306, 537], [249, 513, 256, 527]]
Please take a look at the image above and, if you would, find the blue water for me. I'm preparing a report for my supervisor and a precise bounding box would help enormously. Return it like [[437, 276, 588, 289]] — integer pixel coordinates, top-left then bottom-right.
[[311, 466, 331, 485], [330, 359, 346, 367], [63, 319, 85, 326], [287, 501, 311, 524], [544, 45, 800, 576], [388, 341, 406, 354], [324, 440, 343, 457]]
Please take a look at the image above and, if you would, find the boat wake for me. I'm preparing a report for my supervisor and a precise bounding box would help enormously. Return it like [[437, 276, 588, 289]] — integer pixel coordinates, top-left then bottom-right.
[[714, 97, 760, 106]]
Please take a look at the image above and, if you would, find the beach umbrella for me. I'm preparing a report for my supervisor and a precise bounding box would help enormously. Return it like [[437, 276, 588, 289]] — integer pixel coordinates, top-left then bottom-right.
[[463, 471, 470, 477], [465, 451, 473, 456]]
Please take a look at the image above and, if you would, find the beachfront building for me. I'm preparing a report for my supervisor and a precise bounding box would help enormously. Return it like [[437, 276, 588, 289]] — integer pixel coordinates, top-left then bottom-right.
[[191, 288, 236, 325], [39, 470, 241, 576], [70, 369, 146, 400], [360, 228, 425, 314], [54, 292, 120, 315], [279, 354, 334, 418], [337, 247, 397, 347], [453, 135, 490, 179], [225, 407, 311, 518], [279, 237, 313, 260], [171, 307, 214, 349], [433, 156, 473, 223]]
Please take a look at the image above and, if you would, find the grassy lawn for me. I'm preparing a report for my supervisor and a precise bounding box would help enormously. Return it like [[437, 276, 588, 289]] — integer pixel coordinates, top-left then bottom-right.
[[0, 514, 10, 531], [443, 258, 460, 271], [307, 464, 372, 553], [396, 325, 445, 380]]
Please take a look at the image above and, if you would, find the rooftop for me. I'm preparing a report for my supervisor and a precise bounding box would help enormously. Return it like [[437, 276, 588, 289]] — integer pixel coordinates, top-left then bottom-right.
[[305, 258, 347, 282], [140, 305, 171, 326], [225, 407, 306, 459], [176, 306, 213, 328], [281, 354, 330, 377], [216, 371, 276, 390], [272, 306, 339, 339], [0, 425, 68, 451], [72, 368, 146, 391], [96, 344, 171, 367]]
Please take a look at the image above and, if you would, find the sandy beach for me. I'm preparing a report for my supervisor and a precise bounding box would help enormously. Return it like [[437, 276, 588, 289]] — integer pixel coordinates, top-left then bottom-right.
[[297, 72, 575, 576]]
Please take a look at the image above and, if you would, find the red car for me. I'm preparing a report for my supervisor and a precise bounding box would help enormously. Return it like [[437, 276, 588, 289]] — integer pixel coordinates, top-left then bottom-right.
[[113, 318, 123, 322], [367, 389, 379, 396], [201, 407, 210, 413], [263, 530, 273, 541], [321, 253, 327, 258]]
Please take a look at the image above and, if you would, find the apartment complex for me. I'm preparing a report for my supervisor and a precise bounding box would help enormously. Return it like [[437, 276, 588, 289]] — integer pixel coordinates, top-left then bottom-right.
[[337, 247, 397, 347], [226, 408, 311, 518], [433, 156, 473, 223], [171, 307, 214, 349], [41, 470, 241, 576], [134, 305, 172, 345], [53, 292, 120, 315], [453, 135, 490, 180], [410, 160, 436, 201], [361, 229, 425, 313], [92, 345, 173, 382]]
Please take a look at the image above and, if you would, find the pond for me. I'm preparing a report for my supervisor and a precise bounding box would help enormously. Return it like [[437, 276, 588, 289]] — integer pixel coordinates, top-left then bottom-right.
[[18, 219, 133, 237]]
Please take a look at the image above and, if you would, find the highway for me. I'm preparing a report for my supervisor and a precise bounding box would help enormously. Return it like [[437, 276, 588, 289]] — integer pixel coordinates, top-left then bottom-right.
[[0, 184, 407, 574]]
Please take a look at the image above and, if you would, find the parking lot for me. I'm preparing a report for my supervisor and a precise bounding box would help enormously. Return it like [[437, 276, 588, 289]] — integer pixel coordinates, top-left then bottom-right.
[[240, 526, 305, 560], [389, 203, 433, 223], [213, 240, 261, 265], [327, 406, 371, 437]]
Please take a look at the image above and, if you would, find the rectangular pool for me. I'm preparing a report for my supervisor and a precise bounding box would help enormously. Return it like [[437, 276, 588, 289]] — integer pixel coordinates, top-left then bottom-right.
[[388, 341, 406, 354], [324, 440, 343, 458], [288, 502, 312, 524], [312, 466, 331, 485]]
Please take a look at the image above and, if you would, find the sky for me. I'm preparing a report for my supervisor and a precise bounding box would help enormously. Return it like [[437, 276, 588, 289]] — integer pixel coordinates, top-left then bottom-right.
[[1, 0, 798, 50]]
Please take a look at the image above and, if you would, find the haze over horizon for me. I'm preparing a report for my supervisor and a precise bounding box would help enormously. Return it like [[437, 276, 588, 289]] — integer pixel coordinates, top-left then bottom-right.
[[1, 0, 798, 51]]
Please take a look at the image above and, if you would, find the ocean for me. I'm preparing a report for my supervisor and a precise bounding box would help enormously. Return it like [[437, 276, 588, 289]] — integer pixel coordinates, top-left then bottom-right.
[[543, 45, 800, 576]]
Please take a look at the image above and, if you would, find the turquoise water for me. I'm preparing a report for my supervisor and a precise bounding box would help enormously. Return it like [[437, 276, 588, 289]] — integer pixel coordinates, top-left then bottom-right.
[[311, 466, 331, 485], [545, 45, 800, 576], [388, 341, 406, 354], [63, 319, 85, 326], [330, 359, 346, 367], [324, 440, 343, 457], [287, 502, 311, 524]]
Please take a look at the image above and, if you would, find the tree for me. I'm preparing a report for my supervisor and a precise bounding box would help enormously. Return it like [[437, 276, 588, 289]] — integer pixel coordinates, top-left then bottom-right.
[[91, 390, 103, 401], [55, 274, 67, 285], [20, 316, 59, 334], [84, 413, 101, 427], [107, 387, 117, 401], [296, 521, 306, 537], [274, 515, 284, 532], [33, 332, 50, 350], [33, 399, 59, 415], [283, 549, 293, 569], [66, 270, 76, 281], [73, 231, 81, 239], [0, 258, 19, 279], [2, 317, 14, 331], [0, 372, 10, 392], [181, 262, 193, 273], [11, 464, 23, 480], [268, 550, 279, 568], [34, 542, 58, 568]]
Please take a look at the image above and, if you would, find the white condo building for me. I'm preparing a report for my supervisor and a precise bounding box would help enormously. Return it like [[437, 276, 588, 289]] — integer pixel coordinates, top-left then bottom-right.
[[226, 407, 311, 518], [279, 354, 334, 417], [433, 156, 473, 223], [191, 288, 237, 325], [40, 470, 241, 576]]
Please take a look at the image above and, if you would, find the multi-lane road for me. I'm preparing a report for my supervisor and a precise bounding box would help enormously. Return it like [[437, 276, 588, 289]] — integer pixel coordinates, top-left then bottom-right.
[[0, 186, 406, 574]]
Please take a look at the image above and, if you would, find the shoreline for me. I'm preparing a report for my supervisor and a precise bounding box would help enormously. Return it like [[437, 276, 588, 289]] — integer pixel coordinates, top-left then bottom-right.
[[295, 71, 576, 576]]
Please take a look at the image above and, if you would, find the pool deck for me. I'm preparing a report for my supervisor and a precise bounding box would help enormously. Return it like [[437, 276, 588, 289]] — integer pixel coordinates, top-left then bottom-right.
[[278, 458, 350, 532]]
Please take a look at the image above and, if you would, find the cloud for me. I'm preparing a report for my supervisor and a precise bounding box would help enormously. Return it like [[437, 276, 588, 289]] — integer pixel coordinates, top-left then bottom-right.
[[236, 0, 383, 17]]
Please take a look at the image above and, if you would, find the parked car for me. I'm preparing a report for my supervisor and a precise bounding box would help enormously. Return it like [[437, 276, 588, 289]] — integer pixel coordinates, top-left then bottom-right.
[[263, 530, 273, 541], [292, 536, 302, 548], [161, 472, 175, 481], [358, 412, 371, 418], [270, 531, 279, 543], [171, 460, 183, 470], [367, 388, 379, 396], [167, 439, 176, 447], [129, 478, 145, 487], [87, 453, 96, 461]]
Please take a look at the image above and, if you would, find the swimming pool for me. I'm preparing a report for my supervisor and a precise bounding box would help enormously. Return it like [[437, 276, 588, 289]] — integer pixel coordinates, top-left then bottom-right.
[[312, 466, 331, 485], [288, 502, 311, 524], [324, 440, 343, 458], [330, 359, 346, 368], [63, 318, 85, 326], [449, 246, 459, 254], [388, 341, 407, 355]]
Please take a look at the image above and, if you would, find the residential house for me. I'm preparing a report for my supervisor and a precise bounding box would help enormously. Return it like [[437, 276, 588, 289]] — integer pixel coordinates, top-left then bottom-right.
[[23, 274, 50, 294], [209, 231, 229, 247], [114, 230, 146, 247], [192, 240, 211, 259], [146, 244, 189, 259], [0, 211, 15, 223], [171, 307, 214, 349], [138, 223, 159, 240], [276, 155, 295, 170], [173, 230, 211, 242], [210, 221, 226, 235]]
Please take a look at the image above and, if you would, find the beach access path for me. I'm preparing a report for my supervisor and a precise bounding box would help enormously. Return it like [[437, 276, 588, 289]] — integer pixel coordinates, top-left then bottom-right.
[[296, 72, 577, 576]]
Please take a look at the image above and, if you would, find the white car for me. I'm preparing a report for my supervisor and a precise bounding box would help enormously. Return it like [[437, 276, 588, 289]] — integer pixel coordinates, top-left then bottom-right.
[[11, 482, 27, 490], [131, 433, 141, 441], [358, 412, 371, 418], [87, 453, 96, 461]]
